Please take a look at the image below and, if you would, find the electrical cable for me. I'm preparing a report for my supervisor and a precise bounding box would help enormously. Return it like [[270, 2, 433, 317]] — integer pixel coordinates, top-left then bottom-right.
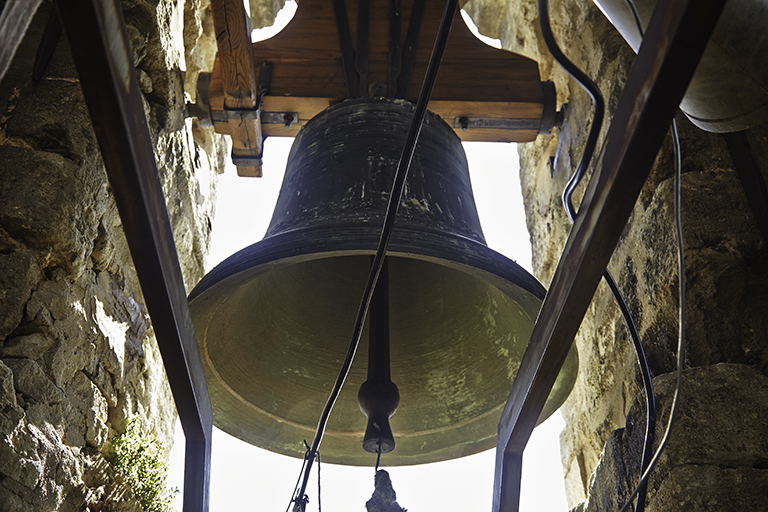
[[285, 446, 311, 512], [614, 5, 685, 511], [624, 0, 644, 43], [603, 270, 655, 512], [537, 0, 605, 222], [613, 6, 655, 510], [287, 0, 460, 509], [537, 1, 657, 511], [618, 118, 686, 512], [316, 452, 322, 512]]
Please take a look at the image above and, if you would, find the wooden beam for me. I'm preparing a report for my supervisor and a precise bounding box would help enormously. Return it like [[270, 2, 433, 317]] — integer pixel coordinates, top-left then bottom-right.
[[55, 1, 213, 510], [206, 0, 548, 143], [211, 0, 263, 177], [491, 0, 727, 511]]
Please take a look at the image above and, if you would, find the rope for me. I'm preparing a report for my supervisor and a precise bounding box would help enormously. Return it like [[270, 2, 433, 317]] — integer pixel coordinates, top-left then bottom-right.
[[316, 451, 321, 512]]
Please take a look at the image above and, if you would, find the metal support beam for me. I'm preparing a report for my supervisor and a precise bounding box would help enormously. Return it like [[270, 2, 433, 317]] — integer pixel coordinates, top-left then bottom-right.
[[333, 0, 359, 98], [56, 1, 213, 510], [492, 0, 727, 511], [724, 131, 768, 243], [0, 0, 44, 83]]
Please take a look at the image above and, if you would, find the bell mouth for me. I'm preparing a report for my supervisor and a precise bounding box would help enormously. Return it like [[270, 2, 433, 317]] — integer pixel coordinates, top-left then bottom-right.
[[189, 225, 578, 466], [188, 97, 577, 466]]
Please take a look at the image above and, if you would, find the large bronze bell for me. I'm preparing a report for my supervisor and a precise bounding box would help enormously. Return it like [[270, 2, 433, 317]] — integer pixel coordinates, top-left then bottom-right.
[[188, 98, 578, 466]]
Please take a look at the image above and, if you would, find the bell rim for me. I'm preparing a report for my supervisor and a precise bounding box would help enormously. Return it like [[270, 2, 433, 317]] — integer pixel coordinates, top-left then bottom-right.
[[188, 224, 578, 466], [190, 223, 546, 304]]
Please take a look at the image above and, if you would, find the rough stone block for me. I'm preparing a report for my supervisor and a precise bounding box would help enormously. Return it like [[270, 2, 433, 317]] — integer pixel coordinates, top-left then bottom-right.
[[0, 360, 18, 411], [0, 0, 219, 508], [649, 465, 768, 511], [0, 478, 30, 512], [65, 371, 109, 449], [563, 449, 589, 505], [0, 425, 43, 491], [65, 371, 108, 421], [583, 429, 632, 512], [0, 251, 43, 340], [581, 364, 768, 511], [651, 364, 768, 476], [0, 147, 98, 278], [0, 361, 23, 435], [3, 358, 65, 406], [3, 78, 96, 165], [89, 363, 118, 408], [0, 333, 56, 360], [22, 277, 97, 388], [85, 413, 109, 449]]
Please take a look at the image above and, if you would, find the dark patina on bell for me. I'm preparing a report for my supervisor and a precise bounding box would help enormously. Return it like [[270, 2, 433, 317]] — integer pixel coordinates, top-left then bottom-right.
[[188, 98, 578, 466]]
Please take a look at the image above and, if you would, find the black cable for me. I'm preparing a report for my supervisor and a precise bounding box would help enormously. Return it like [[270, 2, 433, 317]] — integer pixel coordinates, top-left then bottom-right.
[[316, 451, 322, 512], [537, 2, 656, 511], [287, 0, 459, 509], [286, 446, 310, 512], [538, 0, 604, 223], [613, 6, 687, 511], [624, 0, 644, 41], [611, 5, 655, 510], [618, 118, 686, 512], [603, 270, 656, 512]]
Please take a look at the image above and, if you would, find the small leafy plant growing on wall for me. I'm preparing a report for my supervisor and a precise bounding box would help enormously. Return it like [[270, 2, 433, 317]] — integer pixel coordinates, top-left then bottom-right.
[[109, 418, 178, 512]]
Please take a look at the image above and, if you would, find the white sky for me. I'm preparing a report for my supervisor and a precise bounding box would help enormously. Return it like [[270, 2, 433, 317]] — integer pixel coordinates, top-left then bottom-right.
[[168, 6, 569, 512]]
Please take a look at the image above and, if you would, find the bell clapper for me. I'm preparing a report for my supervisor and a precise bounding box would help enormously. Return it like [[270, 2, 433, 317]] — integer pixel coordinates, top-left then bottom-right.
[[358, 257, 401, 456], [375, 439, 383, 472]]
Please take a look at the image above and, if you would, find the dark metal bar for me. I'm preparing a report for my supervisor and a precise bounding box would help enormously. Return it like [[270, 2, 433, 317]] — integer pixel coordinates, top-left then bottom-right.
[[492, 1, 726, 511], [32, 8, 62, 84], [55, 1, 213, 510], [368, 257, 391, 381], [724, 131, 768, 242], [388, 0, 402, 97], [396, 0, 425, 98], [293, 0, 459, 507], [0, 0, 44, 83], [494, 452, 522, 511], [356, 0, 370, 97], [333, 0, 360, 98]]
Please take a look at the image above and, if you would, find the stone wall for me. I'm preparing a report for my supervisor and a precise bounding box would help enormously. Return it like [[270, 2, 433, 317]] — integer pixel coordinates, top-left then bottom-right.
[[465, 0, 768, 510], [0, 0, 225, 509]]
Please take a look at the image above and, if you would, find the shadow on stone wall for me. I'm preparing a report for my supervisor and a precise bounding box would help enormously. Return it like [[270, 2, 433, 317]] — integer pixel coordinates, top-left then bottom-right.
[[0, 0, 226, 509]]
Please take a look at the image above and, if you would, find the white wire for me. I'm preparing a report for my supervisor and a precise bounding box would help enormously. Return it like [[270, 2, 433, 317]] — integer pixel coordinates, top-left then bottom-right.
[[618, 118, 686, 512]]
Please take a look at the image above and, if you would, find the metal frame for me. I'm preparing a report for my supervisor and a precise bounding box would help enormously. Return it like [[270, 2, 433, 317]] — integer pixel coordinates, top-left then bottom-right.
[[52, 0, 726, 510], [492, 0, 727, 510], [56, 0, 213, 510], [724, 131, 768, 242]]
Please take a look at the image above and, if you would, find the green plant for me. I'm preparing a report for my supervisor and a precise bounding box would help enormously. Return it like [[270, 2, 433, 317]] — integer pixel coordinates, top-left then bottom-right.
[[109, 419, 178, 512]]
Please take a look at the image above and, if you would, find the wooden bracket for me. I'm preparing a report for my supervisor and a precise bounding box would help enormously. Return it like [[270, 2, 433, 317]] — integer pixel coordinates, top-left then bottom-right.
[[212, 0, 264, 176], [206, 0, 555, 164]]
